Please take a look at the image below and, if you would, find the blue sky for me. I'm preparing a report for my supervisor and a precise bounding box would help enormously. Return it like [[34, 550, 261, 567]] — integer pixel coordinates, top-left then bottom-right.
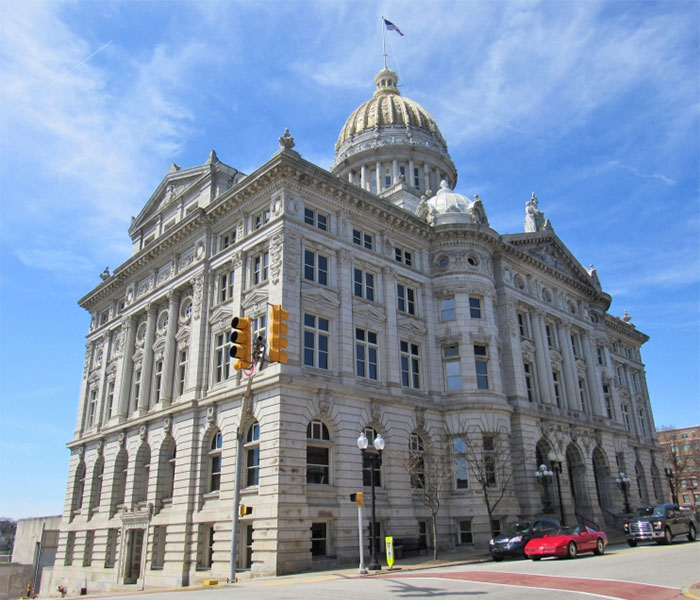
[[0, 0, 698, 519]]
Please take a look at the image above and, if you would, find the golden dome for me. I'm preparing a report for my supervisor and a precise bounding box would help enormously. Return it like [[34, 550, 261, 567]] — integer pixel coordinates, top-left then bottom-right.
[[335, 68, 447, 153]]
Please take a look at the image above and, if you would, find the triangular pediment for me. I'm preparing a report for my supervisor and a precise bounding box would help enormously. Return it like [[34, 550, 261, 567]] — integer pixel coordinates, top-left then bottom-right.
[[397, 315, 427, 336], [300, 285, 340, 312], [352, 301, 386, 323], [209, 305, 234, 330], [504, 232, 601, 293], [241, 290, 269, 314]]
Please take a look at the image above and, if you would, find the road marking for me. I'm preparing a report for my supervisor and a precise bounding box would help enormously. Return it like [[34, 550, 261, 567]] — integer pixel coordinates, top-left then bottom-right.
[[386, 571, 681, 600]]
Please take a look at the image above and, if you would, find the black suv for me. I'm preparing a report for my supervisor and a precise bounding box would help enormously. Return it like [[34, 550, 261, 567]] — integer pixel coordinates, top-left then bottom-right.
[[624, 503, 697, 546], [489, 518, 560, 561]]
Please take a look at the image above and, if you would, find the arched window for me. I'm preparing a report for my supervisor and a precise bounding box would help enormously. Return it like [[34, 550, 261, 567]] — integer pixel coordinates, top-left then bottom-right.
[[409, 432, 425, 489], [307, 419, 331, 485], [208, 431, 223, 492], [361, 427, 382, 487], [157, 438, 177, 506], [245, 422, 260, 487], [132, 444, 151, 505], [71, 460, 86, 517], [110, 448, 128, 516], [89, 456, 104, 514]]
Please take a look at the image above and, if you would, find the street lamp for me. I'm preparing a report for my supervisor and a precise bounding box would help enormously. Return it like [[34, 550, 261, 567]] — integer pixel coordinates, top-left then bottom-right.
[[357, 430, 385, 571], [664, 467, 679, 505], [616, 472, 632, 514], [548, 451, 566, 525], [534, 464, 554, 514]]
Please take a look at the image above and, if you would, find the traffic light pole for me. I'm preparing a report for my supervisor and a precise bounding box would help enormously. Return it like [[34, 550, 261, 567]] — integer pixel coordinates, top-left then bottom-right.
[[229, 340, 264, 583]]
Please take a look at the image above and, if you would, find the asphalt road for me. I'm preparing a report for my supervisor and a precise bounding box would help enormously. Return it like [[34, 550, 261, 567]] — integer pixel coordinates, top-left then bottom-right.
[[75, 541, 700, 600]]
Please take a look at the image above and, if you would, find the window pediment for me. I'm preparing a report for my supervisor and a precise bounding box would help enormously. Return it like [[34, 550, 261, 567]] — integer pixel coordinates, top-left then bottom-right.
[[301, 286, 339, 311], [397, 315, 426, 336], [241, 289, 269, 314], [352, 301, 386, 323], [209, 306, 234, 329]]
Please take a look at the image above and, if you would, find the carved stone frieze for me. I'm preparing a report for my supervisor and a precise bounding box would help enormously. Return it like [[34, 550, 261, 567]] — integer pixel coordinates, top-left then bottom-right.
[[191, 274, 204, 320]]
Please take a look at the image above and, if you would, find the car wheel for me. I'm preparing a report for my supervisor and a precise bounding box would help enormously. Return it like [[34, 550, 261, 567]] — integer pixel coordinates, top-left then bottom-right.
[[664, 527, 673, 545], [567, 541, 577, 559], [627, 539, 637, 547], [688, 523, 697, 542], [594, 538, 605, 555]]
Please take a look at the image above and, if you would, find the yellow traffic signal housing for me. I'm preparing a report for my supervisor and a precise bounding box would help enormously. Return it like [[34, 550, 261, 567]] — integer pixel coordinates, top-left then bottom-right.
[[350, 491, 363, 507], [239, 504, 253, 516], [269, 304, 289, 363], [230, 316, 252, 370]]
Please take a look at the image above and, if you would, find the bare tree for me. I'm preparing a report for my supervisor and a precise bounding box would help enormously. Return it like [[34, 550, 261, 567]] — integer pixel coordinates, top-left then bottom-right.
[[658, 427, 700, 507], [462, 424, 514, 538], [401, 431, 451, 561]]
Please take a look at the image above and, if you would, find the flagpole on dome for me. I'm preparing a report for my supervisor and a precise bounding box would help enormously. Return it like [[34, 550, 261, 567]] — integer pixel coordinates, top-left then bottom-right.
[[381, 16, 387, 69]]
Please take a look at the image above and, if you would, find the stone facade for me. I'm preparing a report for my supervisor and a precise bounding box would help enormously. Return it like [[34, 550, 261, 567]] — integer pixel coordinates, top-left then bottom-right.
[[50, 68, 667, 594]]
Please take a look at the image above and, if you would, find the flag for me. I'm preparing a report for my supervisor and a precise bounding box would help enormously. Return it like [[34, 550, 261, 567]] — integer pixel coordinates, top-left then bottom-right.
[[383, 18, 404, 36]]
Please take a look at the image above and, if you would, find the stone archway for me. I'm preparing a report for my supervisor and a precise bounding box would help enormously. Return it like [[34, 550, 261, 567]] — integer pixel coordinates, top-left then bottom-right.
[[566, 443, 591, 518], [592, 446, 613, 512]]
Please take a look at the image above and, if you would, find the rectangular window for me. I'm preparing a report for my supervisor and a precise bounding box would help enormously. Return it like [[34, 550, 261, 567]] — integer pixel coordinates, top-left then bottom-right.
[[252, 315, 267, 348], [491, 519, 502, 538], [458, 520, 473, 544], [524, 362, 534, 402], [355, 328, 378, 380], [400, 340, 420, 389], [597, 346, 606, 366], [453, 436, 468, 489], [87, 389, 97, 428], [384, 165, 392, 187], [603, 383, 613, 418], [571, 333, 580, 358], [154, 360, 163, 403], [304, 249, 329, 285], [370, 170, 377, 193], [196, 524, 215, 569], [105, 529, 118, 568], [616, 366, 626, 387], [352, 228, 374, 250], [311, 522, 328, 557], [105, 381, 115, 420], [353, 268, 375, 301], [397, 284, 416, 315], [303, 313, 329, 370], [483, 435, 496, 486], [306, 446, 330, 484], [219, 270, 234, 303], [517, 312, 527, 337], [220, 229, 236, 251], [132, 369, 141, 413], [637, 409, 647, 437], [215, 333, 231, 383], [474, 345, 489, 390], [394, 247, 413, 266], [83, 530, 94, 567], [304, 207, 328, 231], [469, 297, 482, 319], [443, 345, 461, 391], [178, 349, 188, 396], [440, 297, 456, 321], [622, 404, 631, 432], [362, 452, 382, 487], [254, 208, 270, 229], [552, 371, 562, 407], [578, 378, 588, 412], [546, 324, 555, 348], [253, 251, 269, 285], [413, 167, 420, 189]]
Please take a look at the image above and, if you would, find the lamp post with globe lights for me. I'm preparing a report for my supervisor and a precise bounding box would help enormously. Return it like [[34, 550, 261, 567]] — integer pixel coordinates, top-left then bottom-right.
[[534, 463, 554, 514], [548, 451, 566, 525], [616, 472, 632, 514], [357, 430, 385, 571]]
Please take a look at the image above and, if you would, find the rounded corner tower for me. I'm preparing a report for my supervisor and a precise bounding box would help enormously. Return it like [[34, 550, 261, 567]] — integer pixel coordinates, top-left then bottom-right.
[[331, 67, 457, 196]]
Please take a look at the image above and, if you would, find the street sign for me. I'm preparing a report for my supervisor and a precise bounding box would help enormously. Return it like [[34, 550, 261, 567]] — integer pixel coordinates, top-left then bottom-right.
[[385, 536, 394, 569]]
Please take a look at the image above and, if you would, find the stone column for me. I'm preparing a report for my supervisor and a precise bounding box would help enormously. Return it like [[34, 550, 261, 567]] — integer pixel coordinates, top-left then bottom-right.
[[532, 311, 554, 404], [336, 249, 354, 378], [558, 323, 578, 410], [97, 333, 114, 427], [361, 164, 368, 190], [392, 159, 398, 184], [408, 159, 415, 187], [138, 305, 158, 412], [116, 316, 136, 420], [582, 332, 604, 416], [382, 266, 399, 386], [161, 291, 181, 405], [423, 163, 430, 193], [375, 160, 382, 192]]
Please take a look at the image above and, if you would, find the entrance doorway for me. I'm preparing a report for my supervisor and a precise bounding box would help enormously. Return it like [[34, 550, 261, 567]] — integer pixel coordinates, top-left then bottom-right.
[[124, 529, 144, 584]]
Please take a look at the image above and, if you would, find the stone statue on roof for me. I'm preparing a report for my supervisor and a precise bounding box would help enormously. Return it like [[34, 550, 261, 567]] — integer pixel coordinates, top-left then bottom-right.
[[524, 192, 546, 232]]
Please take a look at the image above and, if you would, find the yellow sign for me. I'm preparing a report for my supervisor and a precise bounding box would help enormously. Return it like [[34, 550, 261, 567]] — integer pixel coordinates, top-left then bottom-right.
[[385, 536, 394, 569]]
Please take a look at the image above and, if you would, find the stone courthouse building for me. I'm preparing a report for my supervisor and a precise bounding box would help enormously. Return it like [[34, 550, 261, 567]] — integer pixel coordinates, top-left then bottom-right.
[[52, 66, 666, 592]]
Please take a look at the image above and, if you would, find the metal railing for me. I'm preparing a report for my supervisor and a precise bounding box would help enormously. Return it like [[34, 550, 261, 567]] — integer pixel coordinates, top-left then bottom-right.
[[575, 511, 600, 531], [600, 506, 627, 530]]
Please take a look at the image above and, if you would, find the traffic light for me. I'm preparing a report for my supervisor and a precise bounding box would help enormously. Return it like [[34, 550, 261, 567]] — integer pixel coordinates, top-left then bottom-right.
[[230, 316, 252, 370], [269, 304, 289, 363], [350, 492, 363, 507], [239, 504, 253, 516]]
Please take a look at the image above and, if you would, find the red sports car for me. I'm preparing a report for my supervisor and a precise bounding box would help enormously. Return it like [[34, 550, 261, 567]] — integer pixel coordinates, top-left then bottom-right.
[[524, 525, 608, 560]]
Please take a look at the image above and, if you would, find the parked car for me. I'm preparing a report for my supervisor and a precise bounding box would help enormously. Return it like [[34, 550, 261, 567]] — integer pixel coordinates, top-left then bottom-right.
[[624, 503, 697, 546], [524, 524, 608, 560], [489, 518, 560, 561]]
